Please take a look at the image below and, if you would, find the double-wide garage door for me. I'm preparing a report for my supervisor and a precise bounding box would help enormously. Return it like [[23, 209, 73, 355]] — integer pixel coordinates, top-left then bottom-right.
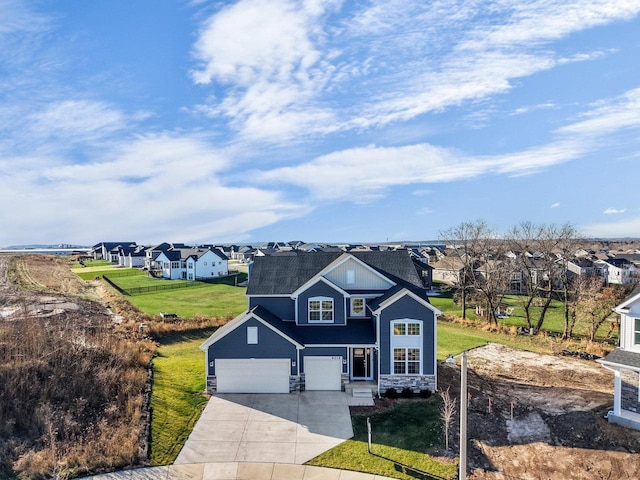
[[216, 358, 290, 393]]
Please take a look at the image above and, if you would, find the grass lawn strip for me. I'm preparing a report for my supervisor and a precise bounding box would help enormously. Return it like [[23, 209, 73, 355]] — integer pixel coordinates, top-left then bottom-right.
[[126, 283, 247, 319], [149, 328, 216, 465], [308, 399, 457, 480]]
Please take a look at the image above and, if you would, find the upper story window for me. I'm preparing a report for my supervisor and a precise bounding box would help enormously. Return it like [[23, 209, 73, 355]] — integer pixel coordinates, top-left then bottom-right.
[[171, 261, 180, 269], [635, 318, 640, 345], [247, 326, 258, 344], [346, 269, 355, 284], [393, 321, 421, 336], [309, 297, 334, 323], [351, 297, 365, 316]]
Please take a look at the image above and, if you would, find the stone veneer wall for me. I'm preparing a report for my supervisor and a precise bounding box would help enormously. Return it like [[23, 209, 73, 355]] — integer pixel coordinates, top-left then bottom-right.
[[297, 373, 349, 392], [621, 369, 640, 413], [379, 374, 436, 393]]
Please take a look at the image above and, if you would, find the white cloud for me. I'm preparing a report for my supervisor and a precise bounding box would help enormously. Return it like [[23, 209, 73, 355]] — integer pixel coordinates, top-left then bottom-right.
[[0, 134, 307, 246], [556, 87, 640, 136], [603, 207, 627, 215], [551, 202, 561, 208], [190, 0, 640, 142], [29, 100, 126, 141], [257, 138, 588, 201], [412, 189, 433, 196], [190, 0, 339, 140], [582, 216, 640, 238], [416, 208, 433, 216]]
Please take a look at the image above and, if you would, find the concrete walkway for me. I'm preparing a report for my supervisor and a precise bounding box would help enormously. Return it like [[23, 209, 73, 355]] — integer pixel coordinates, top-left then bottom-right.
[[84, 462, 397, 479]]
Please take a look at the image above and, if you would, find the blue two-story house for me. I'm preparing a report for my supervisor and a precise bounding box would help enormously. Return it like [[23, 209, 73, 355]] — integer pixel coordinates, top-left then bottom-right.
[[200, 250, 441, 396]]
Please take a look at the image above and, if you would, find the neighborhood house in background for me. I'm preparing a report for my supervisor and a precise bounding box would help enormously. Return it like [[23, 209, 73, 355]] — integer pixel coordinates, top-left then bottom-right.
[[200, 251, 441, 397]]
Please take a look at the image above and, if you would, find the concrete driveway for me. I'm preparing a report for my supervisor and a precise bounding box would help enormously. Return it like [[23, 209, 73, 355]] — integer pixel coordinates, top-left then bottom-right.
[[175, 391, 354, 466]]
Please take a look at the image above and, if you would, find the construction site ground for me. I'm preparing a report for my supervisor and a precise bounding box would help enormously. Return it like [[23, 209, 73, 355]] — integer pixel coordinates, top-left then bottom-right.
[[437, 343, 640, 479]]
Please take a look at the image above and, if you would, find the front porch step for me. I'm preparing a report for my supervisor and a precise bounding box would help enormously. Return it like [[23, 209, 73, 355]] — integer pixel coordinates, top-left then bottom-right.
[[352, 388, 373, 398]]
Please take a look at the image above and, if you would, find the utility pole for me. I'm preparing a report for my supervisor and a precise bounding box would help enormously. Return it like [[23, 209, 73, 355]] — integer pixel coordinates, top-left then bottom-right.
[[459, 351, 467, 480]]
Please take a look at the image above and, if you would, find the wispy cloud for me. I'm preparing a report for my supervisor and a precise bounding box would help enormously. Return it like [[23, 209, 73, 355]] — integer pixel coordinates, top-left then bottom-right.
[[582, 216, 640, 238], [0, 134, 306, 246], [190, 0, 640, 142], [257, 80, 640, 203], [603, 207, 627, 215], [551, 203, 561, 208], [416, 208, 433, 216]]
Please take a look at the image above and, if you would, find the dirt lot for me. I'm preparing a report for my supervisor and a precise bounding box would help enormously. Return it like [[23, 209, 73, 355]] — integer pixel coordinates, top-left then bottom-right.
[[438, 343, 640, 479]]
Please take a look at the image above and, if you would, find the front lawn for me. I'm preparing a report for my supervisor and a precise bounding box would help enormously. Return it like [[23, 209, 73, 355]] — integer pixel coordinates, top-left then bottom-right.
[[149, 328, 216, 465], [126, 283, 247, 319], [308, 399, 457, 480]]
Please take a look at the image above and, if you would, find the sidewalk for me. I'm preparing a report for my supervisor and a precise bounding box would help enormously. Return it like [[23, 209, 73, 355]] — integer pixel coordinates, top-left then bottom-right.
[[84, 462, 397, 479]]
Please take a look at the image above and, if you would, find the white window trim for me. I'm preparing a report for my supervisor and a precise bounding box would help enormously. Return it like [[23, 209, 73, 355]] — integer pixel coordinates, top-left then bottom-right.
[[308, 296, 334, 323], [634, 317, 640, 346], [393, 347, 421, 375], [350, 297, 365, 317], [247, 326, 258, 345], [390, 319, 423, 375]]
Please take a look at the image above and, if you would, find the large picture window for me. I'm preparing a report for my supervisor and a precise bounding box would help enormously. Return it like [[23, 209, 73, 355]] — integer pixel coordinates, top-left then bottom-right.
[[393, 348, 421, 374], [309, 297, 334, 322]]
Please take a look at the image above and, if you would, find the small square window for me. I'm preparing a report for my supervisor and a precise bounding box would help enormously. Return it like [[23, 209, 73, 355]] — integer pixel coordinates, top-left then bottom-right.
[[394, 323, 406, 335]]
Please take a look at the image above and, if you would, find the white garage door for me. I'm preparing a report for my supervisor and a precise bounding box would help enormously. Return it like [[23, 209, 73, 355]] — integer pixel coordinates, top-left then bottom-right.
[[305, 356, 342, 391], [216, 358, 290, 393]]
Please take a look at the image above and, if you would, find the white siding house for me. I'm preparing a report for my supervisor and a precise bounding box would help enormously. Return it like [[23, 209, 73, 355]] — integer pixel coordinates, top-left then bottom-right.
[[598, 291, 640, 431]]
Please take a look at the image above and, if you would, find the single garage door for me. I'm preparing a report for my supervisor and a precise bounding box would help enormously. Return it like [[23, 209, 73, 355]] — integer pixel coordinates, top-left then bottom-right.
[[216, 358, 290, 393], [305, 356, 342, 391]]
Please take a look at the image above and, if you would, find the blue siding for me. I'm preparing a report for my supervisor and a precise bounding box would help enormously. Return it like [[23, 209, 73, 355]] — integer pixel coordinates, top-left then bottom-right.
[[297, 281, 346, 325], [301, 347, 348, 373], [249, 296, 295, 321], [207, 317, 298, 376], [378, 295, 436, 375]]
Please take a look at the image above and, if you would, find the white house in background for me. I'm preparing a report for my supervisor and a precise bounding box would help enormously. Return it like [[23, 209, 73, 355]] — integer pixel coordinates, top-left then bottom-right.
[[598, 290, 640, 430], [118, 245, 148, 268], [595, 258, 637, 285], [155, 247, 228, 280], [184, 249, 228, 280]]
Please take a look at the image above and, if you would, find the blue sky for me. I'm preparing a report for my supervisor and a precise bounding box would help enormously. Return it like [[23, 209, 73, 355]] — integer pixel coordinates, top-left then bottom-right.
[[2, 0, 640, 247]]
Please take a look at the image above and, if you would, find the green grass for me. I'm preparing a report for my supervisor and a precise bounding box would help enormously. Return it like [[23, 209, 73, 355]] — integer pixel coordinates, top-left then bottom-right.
[[74, 266, 140, 280], [430, 292, 616, 342], [308, 399, 457, 480], [126, 283, 248, 319], [150, 328, 216, 465]]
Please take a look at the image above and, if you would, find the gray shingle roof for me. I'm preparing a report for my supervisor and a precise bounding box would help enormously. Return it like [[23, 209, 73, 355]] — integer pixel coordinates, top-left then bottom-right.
[[253, 305, 375, 345], [600, 348, 640, 369], [247, 251, 425, 296]]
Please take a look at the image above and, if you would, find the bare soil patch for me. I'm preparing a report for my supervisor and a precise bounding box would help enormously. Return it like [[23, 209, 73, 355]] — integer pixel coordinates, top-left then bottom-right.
[[438, 343, 640, 479]]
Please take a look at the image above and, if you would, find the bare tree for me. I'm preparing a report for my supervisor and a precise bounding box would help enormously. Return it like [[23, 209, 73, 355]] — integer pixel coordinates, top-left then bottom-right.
[[507, 222, 579, 333], [472, 236, 513, 325], [439, 220, 491, 319], [577, 283, 634, 342], [440, 386, 457, 452]]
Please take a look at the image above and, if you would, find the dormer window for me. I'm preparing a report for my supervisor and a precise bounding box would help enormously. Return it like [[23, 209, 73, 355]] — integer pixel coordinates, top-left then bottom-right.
[[309, 297, 334, 323], [351, 298, 365, 316]]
